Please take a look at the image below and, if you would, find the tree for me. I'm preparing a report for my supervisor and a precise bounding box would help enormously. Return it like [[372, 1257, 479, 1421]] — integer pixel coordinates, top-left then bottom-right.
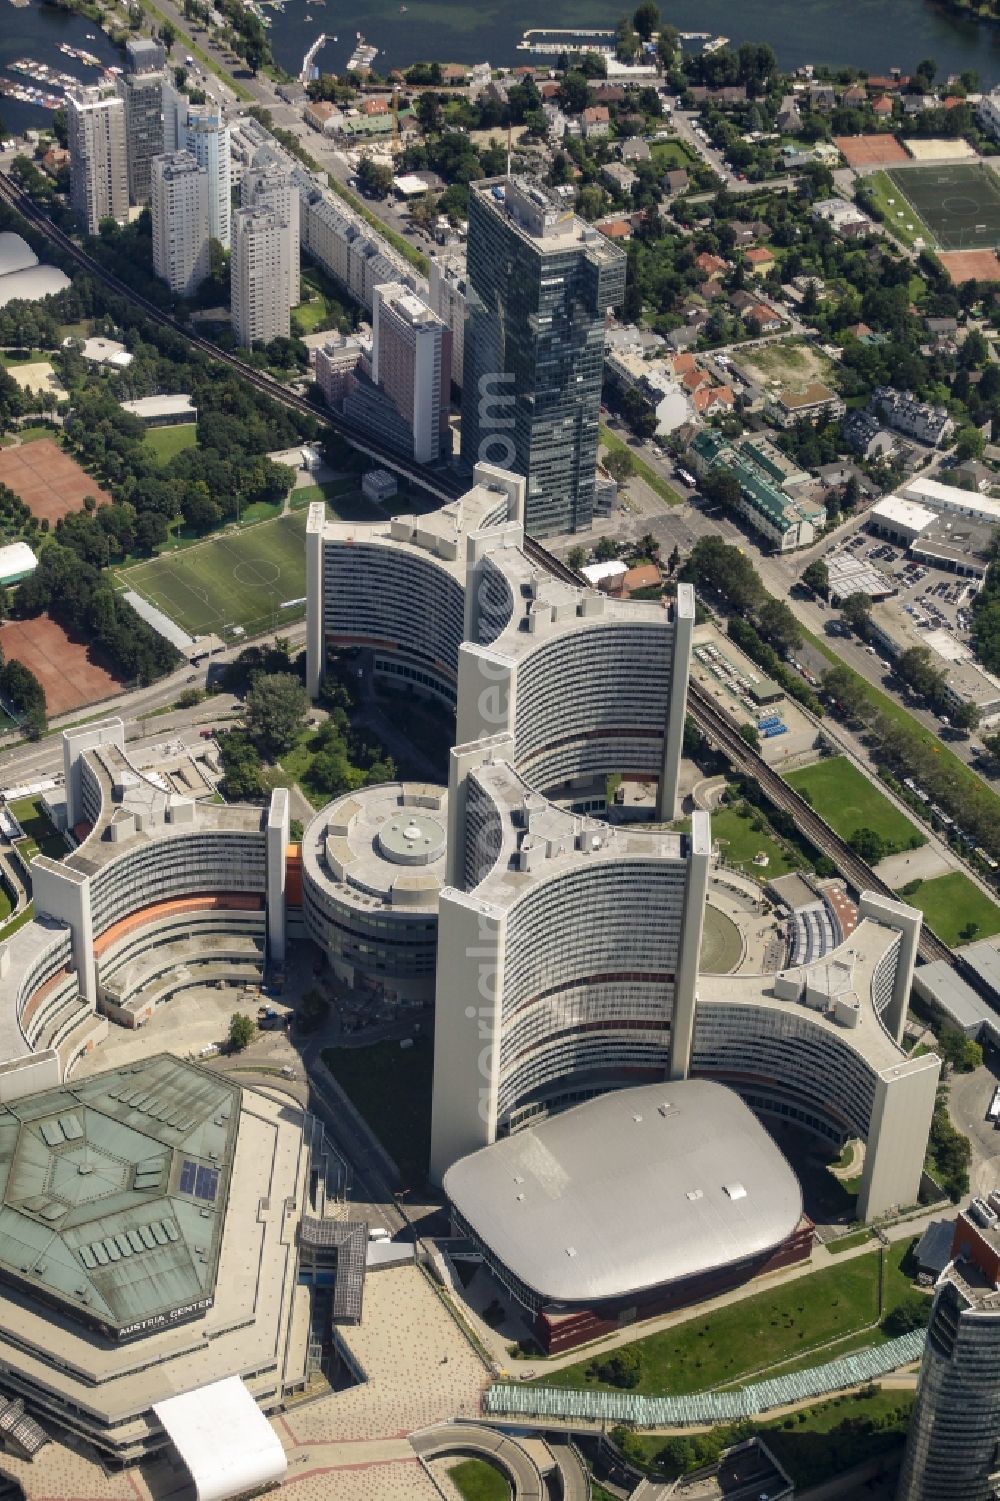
[[633, 0, 659, 39], [955, 425, 985, 462], [938, 1027, 984, 1072], [839, 591, 873, 634], [245, 672, 310, 757], [416, 90, 442, 133], [848, 826, 886, 864], [594, 1345, 642, 1387], [802, 559, 829, 599], [882, 1296, 931, 1337], [605, 449, 636, 484], [757, 599, 802, 656], [614, 15, 641, 62], [568, 545, 587, 570], [739, 722, 760, 751], [559, 70, 592, 114], [228, 1012, 255, 1051], [702, 466, 742, 513], [357, 157, 394, 199], [159, 20, 176, 53]]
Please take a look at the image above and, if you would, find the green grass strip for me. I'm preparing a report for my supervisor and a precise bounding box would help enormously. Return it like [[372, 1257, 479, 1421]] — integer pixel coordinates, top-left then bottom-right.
[[600, 424, 682, 506], [142, 1, 254, 102]]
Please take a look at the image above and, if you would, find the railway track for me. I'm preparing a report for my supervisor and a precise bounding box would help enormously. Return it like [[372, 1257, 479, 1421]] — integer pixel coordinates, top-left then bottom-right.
[[521, 536, 953, 966], [0, 172, 466, 504]]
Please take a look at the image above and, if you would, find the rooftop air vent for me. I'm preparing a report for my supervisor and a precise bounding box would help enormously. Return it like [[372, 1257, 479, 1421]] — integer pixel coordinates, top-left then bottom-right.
[[686, 1189, 704, 1202]]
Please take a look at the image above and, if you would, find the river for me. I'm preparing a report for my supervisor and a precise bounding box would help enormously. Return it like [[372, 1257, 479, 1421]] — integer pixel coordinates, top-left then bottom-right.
[[4, 0, 1000, 139], [0, 1, 120, 135], [266, 0, 1000, 91]]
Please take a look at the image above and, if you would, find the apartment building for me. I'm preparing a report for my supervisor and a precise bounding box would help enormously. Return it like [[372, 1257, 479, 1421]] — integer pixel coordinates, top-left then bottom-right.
[[66, 83, 128, 234], [118, 37, 165, 204], [182, 105, 231, 250], [231, 206, 293, 348], [150, 151, 210, 298]]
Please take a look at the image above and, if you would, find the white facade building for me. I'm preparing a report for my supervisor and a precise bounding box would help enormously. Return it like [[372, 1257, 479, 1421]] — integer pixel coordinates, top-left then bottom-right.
[[183, 106, 232, 250], [231, 207, 293, 349], [150, 151, 210, 298], [428, 252, 467, 387], [241, 162, 300, 309], [370, 281, 452, 463], [66, 84, 128, 235]]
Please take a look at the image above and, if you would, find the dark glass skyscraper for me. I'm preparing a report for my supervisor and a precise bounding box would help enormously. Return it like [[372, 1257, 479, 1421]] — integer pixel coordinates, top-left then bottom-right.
[[897, 1216, 1000, 1501], [460, 177, 627, 538]]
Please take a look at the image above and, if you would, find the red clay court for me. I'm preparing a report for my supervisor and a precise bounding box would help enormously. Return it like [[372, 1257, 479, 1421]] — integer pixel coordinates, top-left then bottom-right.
[[938, 249, 1000, 284], [0, 438, 110, 525], [0, 615, 122, 716], [834, 135, 910, 168]]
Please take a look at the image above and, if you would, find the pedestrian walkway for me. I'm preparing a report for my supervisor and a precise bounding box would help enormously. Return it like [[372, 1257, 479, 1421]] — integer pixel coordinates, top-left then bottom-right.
[[484, 1329, 926, 1428]]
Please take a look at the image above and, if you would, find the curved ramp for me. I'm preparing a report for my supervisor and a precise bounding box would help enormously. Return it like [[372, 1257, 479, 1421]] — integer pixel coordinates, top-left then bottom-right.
[[410, 1422, 545, 1500]]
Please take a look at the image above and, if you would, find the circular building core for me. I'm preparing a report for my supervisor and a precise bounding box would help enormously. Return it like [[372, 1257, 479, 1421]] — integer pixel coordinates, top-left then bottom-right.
[[301, 781, 448, 1002], [377, 812, 447, 866]]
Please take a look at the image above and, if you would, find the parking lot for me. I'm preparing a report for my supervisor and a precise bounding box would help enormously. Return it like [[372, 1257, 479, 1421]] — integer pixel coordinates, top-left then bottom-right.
[[833, 526, 982, 662]]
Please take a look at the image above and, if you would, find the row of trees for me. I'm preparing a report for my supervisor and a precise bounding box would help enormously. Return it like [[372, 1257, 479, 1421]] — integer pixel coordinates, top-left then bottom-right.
[[14, 543, 179, 686]]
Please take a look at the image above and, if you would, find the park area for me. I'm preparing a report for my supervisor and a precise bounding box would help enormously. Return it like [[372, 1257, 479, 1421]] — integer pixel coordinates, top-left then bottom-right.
[[143, 424, 197, 466], [0, 614, 121, 716], [885, 163, 1000, 251], [0, 437, 109, 524], [541, 1238, 918, 1397], [784, 757, 923, 856], [894, 870, 1000, 947], [117, 511, 309, 640]]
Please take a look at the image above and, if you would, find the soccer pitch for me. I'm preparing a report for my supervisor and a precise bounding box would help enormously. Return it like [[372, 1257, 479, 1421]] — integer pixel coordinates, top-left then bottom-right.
[[886, 164, 1000, 251], [119, 511, 309, 639]]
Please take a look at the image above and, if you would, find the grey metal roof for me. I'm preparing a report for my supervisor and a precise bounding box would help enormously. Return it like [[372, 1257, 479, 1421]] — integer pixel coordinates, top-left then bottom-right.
[[444, 1081, 803, 1304], [0, 1055, 240, 1337], [958, 938, 1000, 1001], [913, 960, 998, 1034]]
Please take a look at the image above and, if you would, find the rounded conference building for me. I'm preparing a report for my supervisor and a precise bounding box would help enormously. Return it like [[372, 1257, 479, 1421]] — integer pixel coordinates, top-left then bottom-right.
[[301, 781, 448, 1002], [444, 1079, 810, 1353]]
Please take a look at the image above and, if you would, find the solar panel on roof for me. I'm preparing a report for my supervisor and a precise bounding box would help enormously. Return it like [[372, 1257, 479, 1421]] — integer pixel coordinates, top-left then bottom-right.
[[194, 1165, 219, 1203], [179, 1160, 196, 1195]]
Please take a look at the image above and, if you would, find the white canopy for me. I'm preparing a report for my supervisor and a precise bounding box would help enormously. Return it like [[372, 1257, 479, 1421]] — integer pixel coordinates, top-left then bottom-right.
[[154, 1376, 287, 1501]]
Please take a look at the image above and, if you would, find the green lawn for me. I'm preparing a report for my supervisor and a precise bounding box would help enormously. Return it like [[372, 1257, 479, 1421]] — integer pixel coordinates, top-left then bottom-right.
[[447, 1459, 510, 1501], [0, 349, 50, 366], [625, 1388, 914, 1491], [10, 425, 59, 446], [118, 511, 308, 640], [894, 871, 1000, 947], [710, 803, 804, 878], [599, 425, 681, 506], [862, 171, 933, 249], [9, 797, 65, 864], [143, 424, 198, 465], [539, 1241, 913, 1396], [785, 756, 923, 854], [321, 1040, 432, 1188], [650, 139, 699, 171], [827, 1229, 874, 1255]]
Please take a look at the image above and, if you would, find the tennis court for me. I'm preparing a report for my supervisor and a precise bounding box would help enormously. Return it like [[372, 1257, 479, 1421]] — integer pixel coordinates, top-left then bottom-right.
[[118, 511, 308, 640], [886, 164, 1000, 251]]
